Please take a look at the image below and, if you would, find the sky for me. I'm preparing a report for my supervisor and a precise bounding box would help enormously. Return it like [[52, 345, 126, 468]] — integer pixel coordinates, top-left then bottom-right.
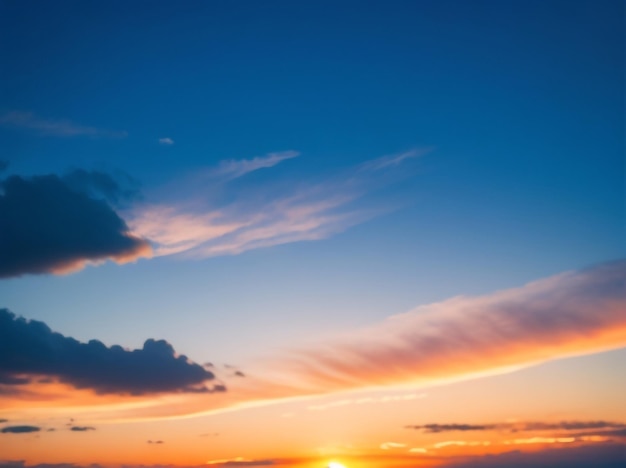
[[0, 1, 624, 467]]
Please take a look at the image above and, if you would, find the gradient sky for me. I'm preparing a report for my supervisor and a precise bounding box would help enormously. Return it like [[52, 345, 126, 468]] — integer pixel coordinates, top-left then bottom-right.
[[0, 1, 624, 468]]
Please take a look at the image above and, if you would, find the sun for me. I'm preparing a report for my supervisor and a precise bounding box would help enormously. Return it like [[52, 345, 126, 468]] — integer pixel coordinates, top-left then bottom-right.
[[327, 463, 347, 468]]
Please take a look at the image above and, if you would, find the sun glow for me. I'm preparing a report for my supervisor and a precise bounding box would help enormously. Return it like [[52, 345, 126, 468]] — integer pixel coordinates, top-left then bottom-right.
[[327, 463, 347, 468]]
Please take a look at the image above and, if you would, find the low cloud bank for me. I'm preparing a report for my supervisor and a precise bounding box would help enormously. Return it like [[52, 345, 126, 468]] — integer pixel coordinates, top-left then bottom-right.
[[0, 309, 223, 395]]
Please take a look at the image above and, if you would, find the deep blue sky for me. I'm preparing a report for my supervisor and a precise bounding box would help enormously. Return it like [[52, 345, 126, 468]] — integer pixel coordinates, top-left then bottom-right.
[[0, 0, 623, 364]]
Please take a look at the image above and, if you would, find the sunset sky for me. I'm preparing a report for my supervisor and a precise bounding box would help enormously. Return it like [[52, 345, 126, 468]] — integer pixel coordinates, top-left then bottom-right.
[[1, 1, 625, 468]]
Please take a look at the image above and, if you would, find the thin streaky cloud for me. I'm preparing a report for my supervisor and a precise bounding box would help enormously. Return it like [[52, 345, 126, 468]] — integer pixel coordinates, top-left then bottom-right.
[[158, 137, 174, 145], [212, 150, 300, 179], [360, 147, 433, 171], [0, 111, 127, 138], [129, 150, 414, 259], [279, 260, 626, 394]]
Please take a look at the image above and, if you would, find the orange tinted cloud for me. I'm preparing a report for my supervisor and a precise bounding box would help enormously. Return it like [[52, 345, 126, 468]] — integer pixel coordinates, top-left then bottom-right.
[[278, 260, 626, 394]]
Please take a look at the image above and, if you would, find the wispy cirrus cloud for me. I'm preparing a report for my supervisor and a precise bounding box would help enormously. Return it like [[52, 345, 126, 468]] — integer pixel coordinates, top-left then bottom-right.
[[360, 147, 432, 171], [0, 111, 127, 138], [213, 151, 299, 180], [130, 149, 423, 259], [276, 260, 626, 394], [158, 137, 174, 145]]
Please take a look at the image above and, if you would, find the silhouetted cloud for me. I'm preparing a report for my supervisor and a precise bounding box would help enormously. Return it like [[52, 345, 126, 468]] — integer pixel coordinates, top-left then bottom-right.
[[406, 421, 626, 434], [62, 169, 140, 207], [147, 440, 164, 444], [207, 460, 275, 467], [0, 111, 127, 138], [407, 423, 497, 433], [0, 309, 224, 395], [1, 425, 40, 434], [0, 171, 151, 278], [280, 261, 626, 394], [70, 426, 95, 432], [0, 419, 7, 423], [442, 442, 626, 468]]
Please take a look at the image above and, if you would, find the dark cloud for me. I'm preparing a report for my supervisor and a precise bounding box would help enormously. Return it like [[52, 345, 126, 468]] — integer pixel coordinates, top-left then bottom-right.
[[442, 442, 626, 468], [0, 171, 151, 278], [62, 169, 140, 207], [233, 371, 245, 377], [147, 440, 164, 444], [1, 425, 41, 434], [222, 462, 274, 467], [0, 418, 7, 423], [406, 421, 626, 434], [407, 423, 496, 433], [0, 161, 8, 172], [0, 309, 224, 395], [70, 426, 95, 432]]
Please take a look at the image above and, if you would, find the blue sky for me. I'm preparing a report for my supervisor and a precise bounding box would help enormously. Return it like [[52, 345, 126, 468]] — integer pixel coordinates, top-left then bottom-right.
[[0, 2, 625, 467], [1, 0, 623, 366]]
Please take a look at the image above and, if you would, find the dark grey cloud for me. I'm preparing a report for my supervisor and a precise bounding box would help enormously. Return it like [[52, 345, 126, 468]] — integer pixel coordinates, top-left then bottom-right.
[[0, 171, 151, 278], [442, 442, 626, 468], [406, 421, 626, 434], [0, 309, 224, 395], [407, 423, 497, 433], [222, 462, 274, 467], [1, 426, 41, 434], [62, 169, 140, 207], [69, 427, 95, 432], [147, 440, 164, 444]]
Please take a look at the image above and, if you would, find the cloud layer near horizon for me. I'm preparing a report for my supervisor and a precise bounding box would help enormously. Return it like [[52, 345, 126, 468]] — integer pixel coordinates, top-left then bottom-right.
[[0, 171, 151, 278], [278, 260, 626, 393], [0, 309, 222, 395]]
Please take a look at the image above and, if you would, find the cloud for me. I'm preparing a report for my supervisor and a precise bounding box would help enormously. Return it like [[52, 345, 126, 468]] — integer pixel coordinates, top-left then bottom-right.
[[212, 151, 299, 179], [147, 440, 164, 444], [69, 261, 625, 423], [0, 309, 223, 395], [62, 169, 140, 206], [380, 442, 406, 449], [0, 419, 7, 423], [408, 424, 497, 433], [69, 426, 95, 432], [206, 459, 274, 466], [276, 260, 626, 394], [0, 426, 40, 434], [0, 111, 127, 138], [442, 442, 626, 468], [0, 171, 151, 278], [405, 421, 626, 434], [129, 149, 422, 258], [360, 148, 432, 171], [158, 138, 174, 145], [0, 161, 8, 173]]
